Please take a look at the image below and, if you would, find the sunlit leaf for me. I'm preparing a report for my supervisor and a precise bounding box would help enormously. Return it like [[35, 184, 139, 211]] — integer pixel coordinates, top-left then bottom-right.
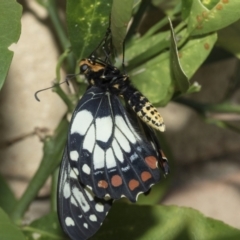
[[169, 19, 189, 93], [179, 32, 217, 78], [188, 0, 240, 36], [129, 32, 216, 106], [0, 208, 26, 240], [67, 0, 112, 59], [0, 175, 16, 215], [202, 0, 221, 9], [111, 0, 134, 54], [0, 0, 22, 89], [22, 212, 66, 240], [181, 0, 193, 20], [217, 19, 240, 59], [91, 204, 240, 240]]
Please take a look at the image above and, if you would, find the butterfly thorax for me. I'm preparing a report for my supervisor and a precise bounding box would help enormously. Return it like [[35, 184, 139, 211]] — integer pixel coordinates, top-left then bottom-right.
[[80, 58, 131, 95]]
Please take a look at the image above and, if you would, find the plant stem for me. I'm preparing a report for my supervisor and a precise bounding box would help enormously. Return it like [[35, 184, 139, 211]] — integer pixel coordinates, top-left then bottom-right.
[[176, 98, 240, 115], [10, 120, 68, 224], [50, 168, 59, 213], [125, 0, 150, 42], [46, 0, 75, 71]]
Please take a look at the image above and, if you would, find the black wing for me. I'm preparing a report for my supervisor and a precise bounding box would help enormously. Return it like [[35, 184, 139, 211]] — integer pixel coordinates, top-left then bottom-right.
[[67, 86, 161, 202], [125, 102, 169, 176], [57, 146, 112, 240]]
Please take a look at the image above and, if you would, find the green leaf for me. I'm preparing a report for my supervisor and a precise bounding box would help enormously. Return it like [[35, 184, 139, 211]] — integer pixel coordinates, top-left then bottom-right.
[[0, 208, 26, 240], [0, 0, 22, 89], [111, 0, 134, 54], [22, 212, 66, 240], [202, 0, 221, 9], [130, 51, 172, 106], [217, 19, 240, 58], [91, 204, 240, 240], [126, 30, 170, 69], [169, 19, 189, 93], [187, 81, 202, 94], [179, 32, 217, 78], [129, 32, 216, 106], [181, 0, 193, 20], [67, 0, 112, 60], [0, 174, 16, 215], [178, 33, 217, 78], [188, 0, 240, 36]]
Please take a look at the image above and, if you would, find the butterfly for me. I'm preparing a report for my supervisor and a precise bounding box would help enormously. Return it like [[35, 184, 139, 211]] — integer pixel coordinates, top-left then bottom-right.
[[57, 30, 169, 240]]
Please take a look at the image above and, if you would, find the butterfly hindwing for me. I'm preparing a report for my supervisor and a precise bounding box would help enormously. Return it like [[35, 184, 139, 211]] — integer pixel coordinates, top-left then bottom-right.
[[57, 146, 112, 240], [68, 86, 161, 202]]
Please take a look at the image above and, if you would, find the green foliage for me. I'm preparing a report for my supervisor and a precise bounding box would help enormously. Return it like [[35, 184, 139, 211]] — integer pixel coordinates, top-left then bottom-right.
[[0, 0, 240, 240], [0, 175, 16, 215], [111, 0, 134, 54], [66, 0, 112, 59], [0, 0, 22, 89], [91, 204, 240, 240], [187, 0, 240, 35], [0, 208, 26, 240], [22, 213, 66, 240]]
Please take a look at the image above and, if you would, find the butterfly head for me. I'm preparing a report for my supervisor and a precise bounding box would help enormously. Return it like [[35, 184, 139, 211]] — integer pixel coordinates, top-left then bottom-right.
[[80, 59, 105, 75]]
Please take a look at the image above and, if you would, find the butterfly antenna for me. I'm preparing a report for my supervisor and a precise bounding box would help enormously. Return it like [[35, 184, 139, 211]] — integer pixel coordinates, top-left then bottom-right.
[[89, 27, 111, 59], [34, 74, 78, 102], [122, 38, 126, 74]]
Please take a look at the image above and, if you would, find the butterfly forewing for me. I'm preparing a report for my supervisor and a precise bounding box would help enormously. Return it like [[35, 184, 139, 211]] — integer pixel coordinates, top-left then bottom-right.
[[67, 86, 161, 202], [57, 146, 112, 240]]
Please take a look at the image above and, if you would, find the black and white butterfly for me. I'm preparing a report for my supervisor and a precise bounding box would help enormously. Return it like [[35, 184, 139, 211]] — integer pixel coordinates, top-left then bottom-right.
[[57, 32, 169, 240]]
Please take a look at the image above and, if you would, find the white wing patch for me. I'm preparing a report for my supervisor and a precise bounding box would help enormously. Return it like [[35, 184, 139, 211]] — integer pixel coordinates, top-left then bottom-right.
[[72, 187, 90, 213], [82, 164, 91, 175], [70, 196, 78, 207], [71, 110, 93, 135], [83, 124, 95, 152], [115, 128, 131, 153], [89, 214, 97, 222], [115, 115, 136, 144], [65, 217, 75, 226], [112, 139, 124, 163], [95, 202, 104, 212], [63, 182, 71, 199], [96, 116, 113, 142], [70, 151, 79, 161], [93, 145, 105, 170], [106, 148, 116, 168], [70, 169, 78, 179], [125, 115, 142, 141], [84, 188, 94, 201]]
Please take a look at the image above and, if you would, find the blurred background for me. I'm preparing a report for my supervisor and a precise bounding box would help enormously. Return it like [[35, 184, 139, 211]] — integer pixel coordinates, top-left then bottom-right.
[[0, 0, 240, 231]]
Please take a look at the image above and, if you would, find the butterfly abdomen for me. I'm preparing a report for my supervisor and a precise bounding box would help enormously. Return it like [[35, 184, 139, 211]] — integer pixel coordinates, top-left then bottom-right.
[[123, 86, 165, 132]]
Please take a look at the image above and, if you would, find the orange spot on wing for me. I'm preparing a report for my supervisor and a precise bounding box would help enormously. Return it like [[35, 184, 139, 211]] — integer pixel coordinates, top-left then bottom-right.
[[111, 175, 122, 187], [128, 179, 140, 191], [141, 171, 152, 182], [98, 180, 108, 189], [145, 156, 157, 169]]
